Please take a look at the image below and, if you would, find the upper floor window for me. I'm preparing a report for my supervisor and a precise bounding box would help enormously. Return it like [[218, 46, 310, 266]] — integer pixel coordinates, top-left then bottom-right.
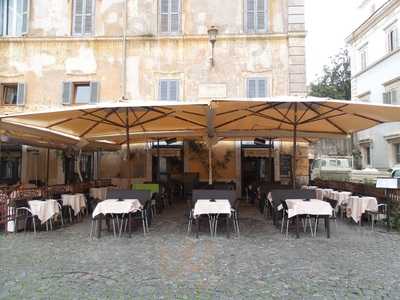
[[159, 80, 179, 101], [387, 27, 398, 53], [62, 81, 99, 105], [1, 82, 26, 106], [72, 0, 95, 36], [359, 45, 368, 71], [395, 144, 400, 164], [0, 0, 29, 37], [245, 0, 268, 33], [247, 78, 268, 98], [383, 89, 398, 105], [159, 0, 181, 34]]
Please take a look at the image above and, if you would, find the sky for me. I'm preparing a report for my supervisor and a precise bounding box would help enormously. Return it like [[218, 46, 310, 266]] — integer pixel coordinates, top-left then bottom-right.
[[305, 0, 360, 83]]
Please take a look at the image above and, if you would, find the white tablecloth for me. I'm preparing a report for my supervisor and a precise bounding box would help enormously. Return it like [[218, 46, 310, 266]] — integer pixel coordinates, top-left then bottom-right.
[[90, 187, 108, 201], [193, 199, 231, 218], [346, 196, 378, 223], [29, 200, 60, 224], [331, 191, 352, 206], [61, 194, 86, 216], [285, 199, 333, 219], [301, 186, 318, 190], [92, 199, 142, 218], [316, 188, 334, 200]]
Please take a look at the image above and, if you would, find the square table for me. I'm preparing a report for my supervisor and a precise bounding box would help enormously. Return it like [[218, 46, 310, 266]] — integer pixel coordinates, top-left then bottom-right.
[[285, 199, 333, 238], [61, 194, 86, 216], [92, 199, 143, 238], [193, 199, 231, 238], [28, 199, 60, 224], [346, 196, 378, 223]]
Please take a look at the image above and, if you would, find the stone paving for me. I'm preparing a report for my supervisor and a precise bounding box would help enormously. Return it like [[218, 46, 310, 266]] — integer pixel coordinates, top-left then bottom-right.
[[1, 202, 400, 299]]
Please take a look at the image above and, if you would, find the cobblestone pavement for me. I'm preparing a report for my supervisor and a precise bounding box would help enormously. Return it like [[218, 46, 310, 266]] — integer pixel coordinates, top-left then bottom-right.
[[1, 202, 400, 299]]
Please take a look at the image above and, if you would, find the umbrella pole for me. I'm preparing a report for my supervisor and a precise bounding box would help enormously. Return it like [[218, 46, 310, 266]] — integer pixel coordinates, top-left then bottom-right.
[[208, 145, 213, 185], [292, 103, 298, 189], [126, 108, 130, 178], [46, 148, 50, 186], [157, 138, 160, 183], [269, 138, 273, 183]]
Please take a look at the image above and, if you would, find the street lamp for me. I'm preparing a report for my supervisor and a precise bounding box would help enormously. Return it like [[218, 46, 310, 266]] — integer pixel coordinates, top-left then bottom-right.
[[208, 26, 218, 67]]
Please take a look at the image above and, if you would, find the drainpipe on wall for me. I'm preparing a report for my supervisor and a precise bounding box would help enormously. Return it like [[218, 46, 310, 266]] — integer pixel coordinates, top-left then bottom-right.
[[121, 0, 128, 100]]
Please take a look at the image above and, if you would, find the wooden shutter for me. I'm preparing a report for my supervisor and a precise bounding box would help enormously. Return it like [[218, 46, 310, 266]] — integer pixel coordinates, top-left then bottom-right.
[[256, 0, 266, 31], [392, 90, 398, 105], [73, 0, 84, 35], [62, 82, 73, 105], [0, 0, 4, 36], [247, 79, 256, 98], [169, 80, 179, 101], [21, 0, 29, 34], [84, 0, 94, 35], [89, 81, 99, 104], [159, 80, 169, 100], [170, 0, 180, 33], [160, 0, 169, 33], [16, 83, 26, 106], [257, 79, 267, 97], [246, 0, 255, 32]]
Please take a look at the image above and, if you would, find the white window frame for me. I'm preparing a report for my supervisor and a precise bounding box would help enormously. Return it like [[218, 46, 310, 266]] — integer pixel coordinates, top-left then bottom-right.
[[244, 0, 269, 33], [386, 26, 398, 53], [0, 0, 29, 37], [159, 0, 181, 35], [359, 44, 368, 71], [246, 77, 268, 98], [72, 0, 95, 36], [159, 79, 180, 101]]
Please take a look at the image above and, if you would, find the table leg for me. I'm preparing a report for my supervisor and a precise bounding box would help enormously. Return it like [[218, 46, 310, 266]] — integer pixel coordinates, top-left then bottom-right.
[[97, 215, 102, 238], [325, 216, 330, 239], [226, 215, 230, 239], [296, 215, 300, 239], [196, 217, 199, 239], [128, 213, 132, 238]]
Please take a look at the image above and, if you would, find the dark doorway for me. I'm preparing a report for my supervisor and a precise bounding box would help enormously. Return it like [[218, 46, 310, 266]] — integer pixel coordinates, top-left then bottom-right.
[[242, 157, 274, 188], [0, 144, 22, 185]]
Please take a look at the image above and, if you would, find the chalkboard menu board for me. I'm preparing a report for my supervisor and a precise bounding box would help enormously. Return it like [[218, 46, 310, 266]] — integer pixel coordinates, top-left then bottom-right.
[[280, 155, 292, 176]]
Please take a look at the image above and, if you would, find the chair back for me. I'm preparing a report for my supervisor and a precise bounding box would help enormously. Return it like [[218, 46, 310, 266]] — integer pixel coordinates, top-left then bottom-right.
[[106, 189, 151, 206]]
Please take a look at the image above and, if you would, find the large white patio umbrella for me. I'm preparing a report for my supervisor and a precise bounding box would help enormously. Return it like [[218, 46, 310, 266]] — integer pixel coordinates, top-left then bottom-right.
[[210, 97, 400, 187]]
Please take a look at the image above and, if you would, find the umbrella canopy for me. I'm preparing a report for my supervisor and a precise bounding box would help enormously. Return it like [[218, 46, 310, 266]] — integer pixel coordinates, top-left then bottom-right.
[[1, 101, 209, 145], [210, 97, 400, 187], [0, 121, 119, 151], [211, 97, 400, 139]]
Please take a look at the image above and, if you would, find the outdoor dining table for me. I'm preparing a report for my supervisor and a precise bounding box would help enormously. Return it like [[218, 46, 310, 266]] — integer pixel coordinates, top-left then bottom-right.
[[285, 199, 333, 238], [331, 191, 352, 206], [193, 199, 232, 238], [92, 199, 143, 238], [61, 194, 86, 216], [28, 199, 60, 224], [346, 196, 378, 223], [90, 187, 109, 201]]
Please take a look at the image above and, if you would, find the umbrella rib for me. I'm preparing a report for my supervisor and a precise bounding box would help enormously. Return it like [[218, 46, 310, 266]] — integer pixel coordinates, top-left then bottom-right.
[[303, 103, 347, 134], [79, 110, 115, 137], [82, 110, 125, 128], [130, 107, 146, 132], [246, 109, 292, 125], [277, 103, 293, 129], [130, 110, 150, 127], [129, 112, 175, 129], [146, 107, 207, 128], [300, 112, 347, 124], [215, 103, 269, 116], [317, 103, 384, 124], [112, 109, 125, 126], [299, 103, 349, 124], [46, 108, 105, 128], [296, 103, 312, 123]]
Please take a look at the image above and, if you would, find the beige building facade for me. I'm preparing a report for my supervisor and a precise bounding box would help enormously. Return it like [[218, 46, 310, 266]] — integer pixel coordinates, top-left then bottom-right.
[[0, 0, 308, 191]]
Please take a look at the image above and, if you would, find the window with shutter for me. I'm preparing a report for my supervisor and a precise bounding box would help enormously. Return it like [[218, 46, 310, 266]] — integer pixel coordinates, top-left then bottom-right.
[[247, 78, 268, 98], [89, 81, 100, 104], [391, 89, 398, 105], [16, 82, 26, 106], [159, 0, 181, 34], [245, 0, 267, 33], [73, 0, 94, 36], [0, 0, 29, 36], [1, 83, 18, 105], [62, 82, 73, 105], [159, 80, 180, 101]]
